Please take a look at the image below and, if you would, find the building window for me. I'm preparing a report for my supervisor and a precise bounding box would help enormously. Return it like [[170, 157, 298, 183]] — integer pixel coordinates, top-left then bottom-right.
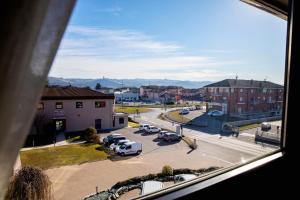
[[263, 88, 267, 93], [251, 89, 254, 93], [56, 102, 63, 109], [119, 117, 124, 124], [95, 101, 106, 108], [223, 96, 227, 100], [240, 89, 243, 92], [37, 102, 44, 110], [240, 97, 243, 102], [231, 88, 234, 93], [76, 102, 83, 108]]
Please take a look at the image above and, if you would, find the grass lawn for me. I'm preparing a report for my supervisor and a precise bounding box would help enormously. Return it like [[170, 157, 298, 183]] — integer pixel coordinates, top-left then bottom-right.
[[166, 110, 191, 124], [115, 106, 151, 114], [65, 135, 81, 143], [20, 143, 108, 170], [238, 123, 261, 132], [128, 121, 140, 128], [182, 136, 196, 149]]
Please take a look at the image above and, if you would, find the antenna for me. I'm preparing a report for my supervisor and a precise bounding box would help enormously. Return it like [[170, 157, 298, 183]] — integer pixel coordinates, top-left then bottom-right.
[[235, 74, 238, 80], [264, 76, 267, 81]]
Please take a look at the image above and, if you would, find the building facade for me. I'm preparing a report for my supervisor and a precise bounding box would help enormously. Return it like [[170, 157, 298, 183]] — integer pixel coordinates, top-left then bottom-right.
[[114, 89, 139, 103], [203, 79, 284, 116], [140, 85, 184, 103], [37, 86, 128, 132]]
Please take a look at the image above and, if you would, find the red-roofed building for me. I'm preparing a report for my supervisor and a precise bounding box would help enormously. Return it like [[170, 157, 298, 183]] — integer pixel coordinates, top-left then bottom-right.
[[36, 86, 128, 133]]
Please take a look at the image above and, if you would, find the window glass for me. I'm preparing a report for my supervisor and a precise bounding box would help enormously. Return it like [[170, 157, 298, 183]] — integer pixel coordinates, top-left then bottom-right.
[[95, 101, 106, 108], [76, 102, 83, 108], [27, 0, 287, 199], [119, 117, 124, 124], [55, 102, 63, 109]]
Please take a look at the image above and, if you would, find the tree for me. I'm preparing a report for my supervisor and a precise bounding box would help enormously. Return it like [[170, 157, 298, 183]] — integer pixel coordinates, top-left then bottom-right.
[[84, 127, 100, 144], [95, 83, 101, 90], [5, 166, 52, 200]]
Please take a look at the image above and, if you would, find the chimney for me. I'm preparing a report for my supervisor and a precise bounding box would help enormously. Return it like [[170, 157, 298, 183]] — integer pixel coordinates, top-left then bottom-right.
[[234, 75, 238, 84]]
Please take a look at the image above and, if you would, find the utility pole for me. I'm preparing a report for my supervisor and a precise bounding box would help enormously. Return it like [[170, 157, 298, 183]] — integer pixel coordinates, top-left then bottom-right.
[[121, 80, 124, 112]]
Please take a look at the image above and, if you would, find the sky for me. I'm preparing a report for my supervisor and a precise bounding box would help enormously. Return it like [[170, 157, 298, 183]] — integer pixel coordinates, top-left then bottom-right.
[[49, 0, 287, 84]]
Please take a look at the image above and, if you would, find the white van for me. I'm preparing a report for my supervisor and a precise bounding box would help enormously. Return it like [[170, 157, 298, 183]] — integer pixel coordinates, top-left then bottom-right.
[[141, 181, 163, 195], [115, 141, 142, 156]]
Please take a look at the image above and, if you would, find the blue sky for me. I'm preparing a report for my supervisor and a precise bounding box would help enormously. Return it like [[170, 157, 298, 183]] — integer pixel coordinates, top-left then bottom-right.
[[49, 0, 287, 84]]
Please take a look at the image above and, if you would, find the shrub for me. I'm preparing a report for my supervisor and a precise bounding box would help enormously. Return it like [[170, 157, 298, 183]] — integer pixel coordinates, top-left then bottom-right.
[[5, 166, 52, 200], [84, 127, 100, 143], [162, 165, 173, 176]]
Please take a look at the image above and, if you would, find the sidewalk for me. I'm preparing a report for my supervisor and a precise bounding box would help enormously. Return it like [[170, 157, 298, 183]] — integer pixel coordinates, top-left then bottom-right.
[[21, 133, 85, 151]]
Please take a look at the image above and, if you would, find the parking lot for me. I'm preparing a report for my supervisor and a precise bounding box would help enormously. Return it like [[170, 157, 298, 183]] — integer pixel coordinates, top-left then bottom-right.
[[47, 125, 259, 200], [101, 127, 186, 160]]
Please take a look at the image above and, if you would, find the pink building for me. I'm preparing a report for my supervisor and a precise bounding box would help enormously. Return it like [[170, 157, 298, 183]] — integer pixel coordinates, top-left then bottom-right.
[[37, 86, 128, 132]]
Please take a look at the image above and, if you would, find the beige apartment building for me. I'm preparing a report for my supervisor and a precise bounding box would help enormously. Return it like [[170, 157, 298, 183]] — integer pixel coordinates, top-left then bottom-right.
[[37, 86, 128, 132]]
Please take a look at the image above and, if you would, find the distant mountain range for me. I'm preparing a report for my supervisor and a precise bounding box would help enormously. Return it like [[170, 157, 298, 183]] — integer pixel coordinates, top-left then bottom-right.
[[48, 77, 212, 89]]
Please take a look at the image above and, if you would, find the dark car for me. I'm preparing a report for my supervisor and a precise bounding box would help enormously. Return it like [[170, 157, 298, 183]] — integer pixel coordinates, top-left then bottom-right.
[[103, 134, 126, 146], [163, 132, 181, 142], [261, 122, 271, 131]]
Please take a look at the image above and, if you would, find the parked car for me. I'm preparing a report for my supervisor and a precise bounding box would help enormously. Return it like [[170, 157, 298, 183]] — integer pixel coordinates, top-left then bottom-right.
[[261, 122, 271, 131], [179, 108, 189, 115], [188, 106, 196, 111], [141, 181, 163, 195], [157, 130, 168, 139], [103, 135, 126, 146], [115, 141, 142, 156], [211, 110, 224, 116], [145, 126, 161, 133], [195, 105, 201, 110], [163, 132, 181, 142], [103, 133, 121, 144], [174, 174, 197, 183], [109, 139, 130, 151], [207, 110, 224, 116], [139, 124, 150, 131]]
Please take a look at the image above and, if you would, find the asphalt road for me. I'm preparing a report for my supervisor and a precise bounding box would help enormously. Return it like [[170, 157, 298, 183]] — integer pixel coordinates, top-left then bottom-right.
[[131, 108, 278, 157]]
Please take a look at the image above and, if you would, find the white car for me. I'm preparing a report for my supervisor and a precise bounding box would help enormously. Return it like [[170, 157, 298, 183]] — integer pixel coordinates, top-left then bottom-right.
[[109, 139, 130, 151], [211, 110, 224, 116], [189, 106, 196, 111], [179, 108, 189, 115], [116, 141, 142, 156], [207, 110, 224, 116], [139, 124, 150, 131], [145, 126, 161, 133], [174, 174, 197, 183], [158, 130, 168, 139]]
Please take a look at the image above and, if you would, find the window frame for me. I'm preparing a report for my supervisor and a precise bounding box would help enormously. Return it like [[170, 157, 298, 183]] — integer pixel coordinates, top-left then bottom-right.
[[76, 101, 83, 108], [95, 101, 106, 108], [55, 102, 63, 109], [0, 0, 293, 199], [119, 117, 124, 124]]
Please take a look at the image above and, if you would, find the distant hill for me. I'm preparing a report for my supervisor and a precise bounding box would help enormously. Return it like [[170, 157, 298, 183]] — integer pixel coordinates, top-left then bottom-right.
[[48, 77, 212, 89]]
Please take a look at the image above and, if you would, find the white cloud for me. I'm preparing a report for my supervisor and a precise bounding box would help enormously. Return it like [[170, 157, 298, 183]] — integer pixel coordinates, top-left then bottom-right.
[[50, 25, 240, 81]]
